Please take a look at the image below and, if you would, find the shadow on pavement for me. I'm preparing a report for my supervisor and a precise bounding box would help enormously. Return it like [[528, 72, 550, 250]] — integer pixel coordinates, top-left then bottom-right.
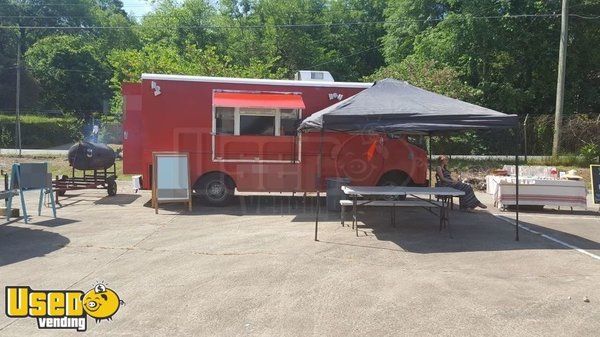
[[502, 206, 599, 216], [28, 217, 79, 227], [94, 194, 140, 205], [0, 225, 70, 267], [341, 207, 600, 254], [55, 192, 94, 208], [143, 195, 323, 219], [137, 194, 600, 254]]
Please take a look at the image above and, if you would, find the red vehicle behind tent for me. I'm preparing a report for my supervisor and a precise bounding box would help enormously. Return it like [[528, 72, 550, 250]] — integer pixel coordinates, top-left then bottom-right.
[[122, 73, 429, 205]]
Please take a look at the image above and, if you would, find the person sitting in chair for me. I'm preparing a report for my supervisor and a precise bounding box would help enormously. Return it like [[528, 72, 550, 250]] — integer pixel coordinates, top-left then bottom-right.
[[436, 155, 487, 211]]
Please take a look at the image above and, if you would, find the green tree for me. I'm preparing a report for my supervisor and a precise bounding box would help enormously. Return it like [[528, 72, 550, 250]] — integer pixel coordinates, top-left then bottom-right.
[[25, 35, 111, 117], [108, 43, 286, 86], [364, 55, 480, 102], [0, 0, 138, 114], [382, 0, 600, 115], [139, 0, 218, 49]]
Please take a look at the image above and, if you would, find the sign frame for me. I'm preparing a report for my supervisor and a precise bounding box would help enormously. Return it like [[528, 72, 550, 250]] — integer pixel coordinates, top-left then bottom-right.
[[6, 162, 57, 223], [591, 164, 600, 205], [152, 152, 192, 214]]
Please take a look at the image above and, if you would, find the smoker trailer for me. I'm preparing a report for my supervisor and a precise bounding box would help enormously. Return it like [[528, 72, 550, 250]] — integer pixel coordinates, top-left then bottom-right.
[[53, 142, 118, 197]]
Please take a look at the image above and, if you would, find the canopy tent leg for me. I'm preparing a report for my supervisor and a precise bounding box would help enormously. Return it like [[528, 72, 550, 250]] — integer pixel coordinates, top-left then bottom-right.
[[428, 134, 433, 181], [314, 128, 325, 241], [515, 130, 520, 241], [428, 133, 432, 199], [523, 114, 529, 164]]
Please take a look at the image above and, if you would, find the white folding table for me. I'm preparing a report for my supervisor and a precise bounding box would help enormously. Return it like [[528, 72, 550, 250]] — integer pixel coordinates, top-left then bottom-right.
[[486, 175, 588, 210]]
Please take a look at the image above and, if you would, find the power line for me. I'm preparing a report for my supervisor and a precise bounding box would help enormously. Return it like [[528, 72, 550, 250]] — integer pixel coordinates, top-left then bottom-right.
[[0, 9, 375, 19], [20, 65, 113, 74], [0, 3, 152, 7], [0, 13, 582, 30], [570, 14, 600, 19], [1, 12, 598, 30], [0, 15, 146, 18]]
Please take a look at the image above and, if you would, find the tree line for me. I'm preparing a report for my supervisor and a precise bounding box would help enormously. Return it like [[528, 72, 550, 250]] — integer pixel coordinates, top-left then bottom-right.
[[0, 0, 598, 121]]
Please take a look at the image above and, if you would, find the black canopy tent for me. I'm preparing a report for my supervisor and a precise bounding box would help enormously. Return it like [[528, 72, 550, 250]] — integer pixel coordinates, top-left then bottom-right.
[[298, 78, 521, 241]]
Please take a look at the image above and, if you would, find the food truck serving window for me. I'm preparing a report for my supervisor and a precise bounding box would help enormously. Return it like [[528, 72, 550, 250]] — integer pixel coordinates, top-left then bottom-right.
[[213, 91, 304, 137], [239, 108, 275, 136], [215, 107, 234, 134], [280, 109, 299, 136], [214, 107, 299, 136]]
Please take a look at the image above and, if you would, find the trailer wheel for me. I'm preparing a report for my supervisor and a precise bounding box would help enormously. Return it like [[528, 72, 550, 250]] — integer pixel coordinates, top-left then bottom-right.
[[194, 173, 234, 206], [56, 175, 68, 196], [107, 177, 117, 196]]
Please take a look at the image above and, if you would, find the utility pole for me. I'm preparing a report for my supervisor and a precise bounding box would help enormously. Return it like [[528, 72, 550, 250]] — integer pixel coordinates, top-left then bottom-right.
[[552, 0, 569, 157], [15, 28, 22, 157]]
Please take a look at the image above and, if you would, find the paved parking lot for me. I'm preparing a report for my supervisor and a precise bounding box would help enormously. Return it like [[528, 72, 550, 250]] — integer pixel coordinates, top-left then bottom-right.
[[1, 188, 599, 336]]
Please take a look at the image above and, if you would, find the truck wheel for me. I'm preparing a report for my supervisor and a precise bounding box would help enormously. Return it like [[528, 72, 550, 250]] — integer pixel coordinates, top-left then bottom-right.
[[107, 177, 117, 196], [377, 172, 412, 200], [194, 173, 234, 206]]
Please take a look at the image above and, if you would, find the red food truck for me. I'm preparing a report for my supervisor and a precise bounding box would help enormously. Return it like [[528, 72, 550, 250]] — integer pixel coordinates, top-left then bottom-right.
[[122, 73, 429, 205]]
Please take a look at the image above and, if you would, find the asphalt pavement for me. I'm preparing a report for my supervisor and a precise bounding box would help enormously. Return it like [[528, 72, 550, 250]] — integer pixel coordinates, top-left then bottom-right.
[[0, 188, 599, 336]]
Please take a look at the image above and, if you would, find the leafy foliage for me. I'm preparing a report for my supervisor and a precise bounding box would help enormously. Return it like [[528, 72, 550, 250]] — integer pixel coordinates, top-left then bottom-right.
[[25, 35, 111, 117], [108, 44, 287, 88], [0, 0, 598, 156], [364, 55, 480, 102], [382, 0, 600, 115]]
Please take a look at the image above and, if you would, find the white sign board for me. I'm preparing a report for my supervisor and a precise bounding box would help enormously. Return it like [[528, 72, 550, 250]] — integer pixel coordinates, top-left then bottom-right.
[[152, 152, 192, 213]]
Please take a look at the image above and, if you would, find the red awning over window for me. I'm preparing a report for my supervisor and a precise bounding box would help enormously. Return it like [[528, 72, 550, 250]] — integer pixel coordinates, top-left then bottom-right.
[[213, 92, 305, 109]]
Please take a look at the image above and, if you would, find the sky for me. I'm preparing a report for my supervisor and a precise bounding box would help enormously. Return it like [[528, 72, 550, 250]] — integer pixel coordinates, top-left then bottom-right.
[[121, 0, 155, 19]]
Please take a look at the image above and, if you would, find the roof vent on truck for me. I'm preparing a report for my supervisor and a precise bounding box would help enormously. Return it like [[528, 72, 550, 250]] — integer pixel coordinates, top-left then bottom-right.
[[294, 70, 334, 82]]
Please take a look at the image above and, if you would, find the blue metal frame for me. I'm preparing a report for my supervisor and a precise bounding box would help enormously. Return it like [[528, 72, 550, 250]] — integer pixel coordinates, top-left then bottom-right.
[[5, 163, 56, 224]]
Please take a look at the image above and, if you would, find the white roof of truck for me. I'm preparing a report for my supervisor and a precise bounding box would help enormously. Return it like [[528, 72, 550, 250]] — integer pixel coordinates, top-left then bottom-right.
[[141, 73, 372, 89]]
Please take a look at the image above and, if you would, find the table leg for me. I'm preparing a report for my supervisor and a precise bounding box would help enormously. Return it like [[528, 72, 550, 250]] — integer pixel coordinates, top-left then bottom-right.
[[19, 189, 28, 224], [443, 197, 452, 238], [49, 189, 57, 218], [351, 196, 355, 229], [439, 197, 444, 232], [353, 195, 358, 236], [303, 193, 306, 213]]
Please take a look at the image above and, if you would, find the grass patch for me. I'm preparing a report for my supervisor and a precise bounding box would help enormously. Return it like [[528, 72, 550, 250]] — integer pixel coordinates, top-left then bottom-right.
[[0, 114, 66, 124], [0, 113, 83, 149]]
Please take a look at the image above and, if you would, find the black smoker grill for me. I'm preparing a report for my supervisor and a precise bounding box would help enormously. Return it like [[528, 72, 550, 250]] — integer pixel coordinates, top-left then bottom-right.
[[52, 142, 118, 197]]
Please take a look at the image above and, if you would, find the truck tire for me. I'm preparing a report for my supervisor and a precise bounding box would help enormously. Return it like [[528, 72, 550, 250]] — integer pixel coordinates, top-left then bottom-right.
[[194, 173, 234, 206], [377, 171, 412, 200]]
